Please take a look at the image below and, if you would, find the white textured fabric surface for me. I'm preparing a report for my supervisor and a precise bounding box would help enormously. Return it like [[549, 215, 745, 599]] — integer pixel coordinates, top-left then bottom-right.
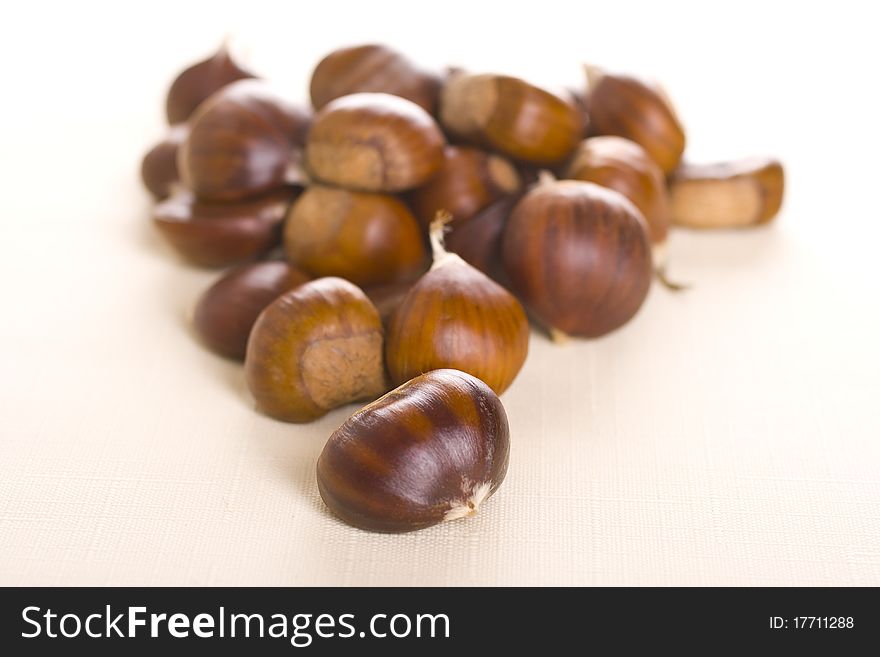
[[2, 1, 879, 586]]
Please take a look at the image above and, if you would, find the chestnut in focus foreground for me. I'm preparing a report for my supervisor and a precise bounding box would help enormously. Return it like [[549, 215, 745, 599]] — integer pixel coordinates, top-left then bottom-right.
[[317, 369, 509, 533]]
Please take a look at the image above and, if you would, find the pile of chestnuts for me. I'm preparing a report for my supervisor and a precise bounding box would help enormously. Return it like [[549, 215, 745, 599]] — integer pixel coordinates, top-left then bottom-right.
[[142, 43, 785, 533]]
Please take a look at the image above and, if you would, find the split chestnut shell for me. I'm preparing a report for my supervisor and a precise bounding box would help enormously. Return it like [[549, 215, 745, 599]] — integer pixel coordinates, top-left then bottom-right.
[[317, 369, 510, 533]]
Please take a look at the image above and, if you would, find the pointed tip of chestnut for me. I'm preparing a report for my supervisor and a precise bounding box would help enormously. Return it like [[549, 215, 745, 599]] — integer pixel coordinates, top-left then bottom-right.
[[317, 369, 509, 533], [385, 218, 529, 394], [165, 43, 257, 125]]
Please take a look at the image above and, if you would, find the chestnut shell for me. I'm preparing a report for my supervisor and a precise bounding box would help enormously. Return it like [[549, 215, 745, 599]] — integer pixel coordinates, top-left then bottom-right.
[[317, 369, 510, 533], [669, 157, 785, 228], [165, 44, 256, 125], [153, 187, 298, 268], [193, 261, 310, 360], [244, 277, 386, 423], [140, 124, 189, 199], [305, 92, 445, 192], [407, 145, 521, 229], [284, 185, 427, 287], [385, 255, 529, 395], [179, 80, 311, 201], [586, 69, 686, 174], [445, 194, 520, 283], [440, 73, 584, 166], [363, 281, 413, 326], [564, 136, 670, 245], [310, 44, 441, 114], [502, 180, 652, 338]]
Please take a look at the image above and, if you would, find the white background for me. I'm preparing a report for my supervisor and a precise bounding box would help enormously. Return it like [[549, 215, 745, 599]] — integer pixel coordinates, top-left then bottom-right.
[[1, 0, 879, 585]]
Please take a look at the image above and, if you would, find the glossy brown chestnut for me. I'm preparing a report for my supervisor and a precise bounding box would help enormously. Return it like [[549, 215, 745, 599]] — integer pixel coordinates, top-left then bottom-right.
[[179, 80, 312, 201], [439, 73, 584, 165], [669, 157, 785, 228], [310, 44, 441, 114], [407, 146, 521, 229], [444, 194, 520, 283], [193, 261, 311, 360], [166, 44, 256, 125], [284, 184, 427, 287], [141, 123, 189, 199], [564, 136, 670, 248], [317, 368, 509, 533], [585, 65, 686, 174], [153, 187, 298, 268], [386, 219, 529, 394], [245, 277, 387, 423], [502, 179, 652, 339], [305, 93, 446, 192]]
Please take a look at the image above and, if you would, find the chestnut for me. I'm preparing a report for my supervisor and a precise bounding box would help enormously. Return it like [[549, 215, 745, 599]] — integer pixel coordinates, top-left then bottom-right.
[[153, 187, 299, 268], [317, 368, 509, 533], [165, 43, 256, 125], [584, 65, 686, 174], [439, 73, 584, 165], [563, 136, 670, 250], [386, 218, 529, 394], [310, 44, 441, 114], [193, 261, 311, 360], [444, 194, 520, 283], [502, 179, 652, 339], [669, 157, 785, 228], [140, 123, 189, 199], [407, 145, 521, 230], [245, 277, 387, 423], [179, 80, 312, 201], [284, 184, 427, 287], [305, 93, 446, 192]]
